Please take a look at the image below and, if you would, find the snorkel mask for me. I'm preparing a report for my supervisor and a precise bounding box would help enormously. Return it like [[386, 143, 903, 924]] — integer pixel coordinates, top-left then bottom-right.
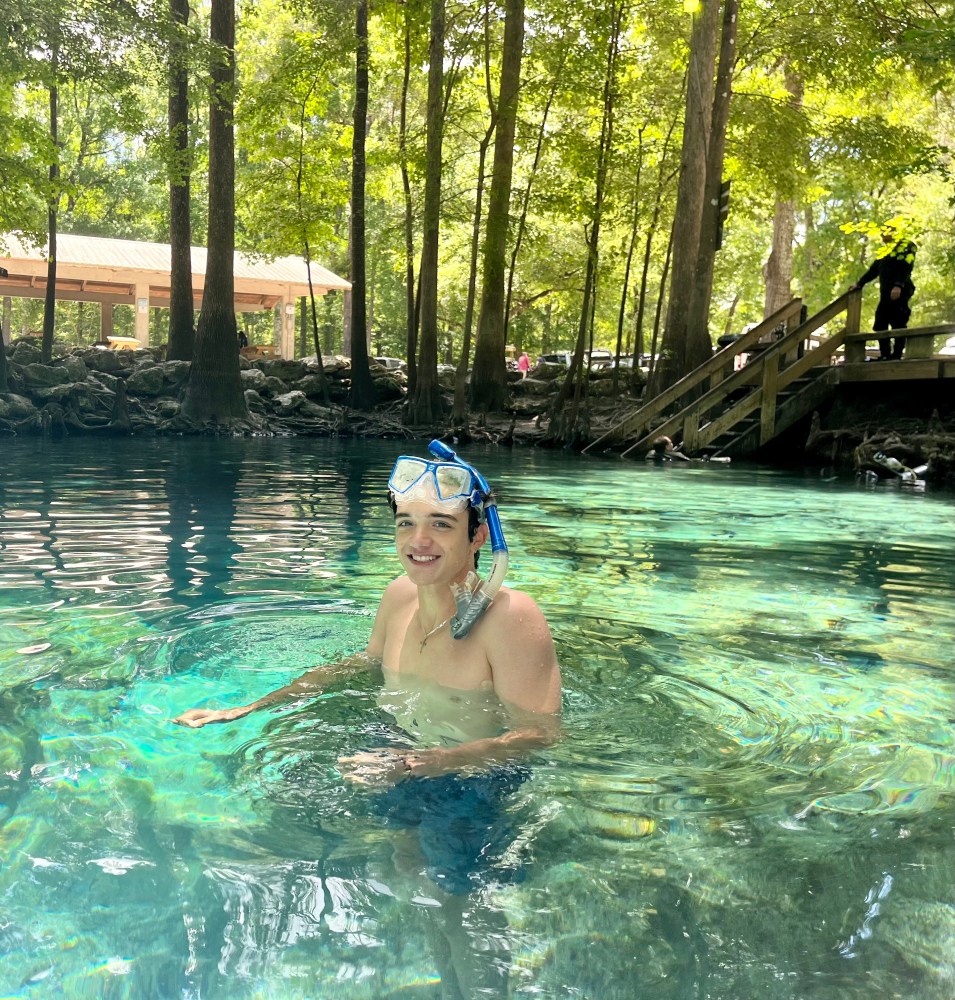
[[388, 440, 509, 639]]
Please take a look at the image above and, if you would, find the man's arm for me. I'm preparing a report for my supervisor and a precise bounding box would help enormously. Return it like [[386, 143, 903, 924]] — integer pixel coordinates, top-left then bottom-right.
[[172, 651, 378, 728], [849, 259, 879, 291]]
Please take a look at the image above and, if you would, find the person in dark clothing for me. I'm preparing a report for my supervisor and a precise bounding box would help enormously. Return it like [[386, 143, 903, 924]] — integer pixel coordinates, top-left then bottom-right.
[[849, 225, 917, 360]]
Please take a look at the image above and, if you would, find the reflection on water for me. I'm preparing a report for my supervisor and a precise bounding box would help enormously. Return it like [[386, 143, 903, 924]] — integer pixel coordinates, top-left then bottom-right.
[[1, 438, 953, 999]]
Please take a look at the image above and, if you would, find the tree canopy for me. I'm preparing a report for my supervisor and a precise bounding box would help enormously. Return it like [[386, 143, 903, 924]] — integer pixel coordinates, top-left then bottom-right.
[[2, 0, 952, 381]]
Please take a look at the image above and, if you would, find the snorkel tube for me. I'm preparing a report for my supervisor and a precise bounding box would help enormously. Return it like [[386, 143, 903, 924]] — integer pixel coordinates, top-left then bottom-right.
[[427, 439, 509, 639]]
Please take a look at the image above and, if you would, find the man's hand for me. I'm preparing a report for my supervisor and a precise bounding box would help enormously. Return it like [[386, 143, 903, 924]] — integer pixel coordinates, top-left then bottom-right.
[[890, 286, 901, 300], [173, 706, 250, 728], [338, 748, 447, 786]]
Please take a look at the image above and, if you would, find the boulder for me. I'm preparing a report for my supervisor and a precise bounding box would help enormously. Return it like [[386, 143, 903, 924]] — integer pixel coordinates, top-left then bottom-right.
[[31, 383, 79, 403], [271, 390, 308, 416], [292, 373, 331, 399], [161, 360, 191, 387], [10, 342, 43, 365], [52, 356, 89, 382], [371, 374, 405, 402], [154, 400, 180, 419], [240, 367, 268, 391], [255, 358, 308, 382], [20, 364, 71, 388], [0, 394, 37, 420], [511, 377, 556, 397], [259, 375, 290, 397], [89, 370, 122, 394], [244, 389, 268, 413], [127, 364, 165, 397], [81, 349, 134, 375]]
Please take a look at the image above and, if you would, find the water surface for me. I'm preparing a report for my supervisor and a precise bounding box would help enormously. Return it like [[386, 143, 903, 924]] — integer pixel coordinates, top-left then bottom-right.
[[1, 437, 952, 999]]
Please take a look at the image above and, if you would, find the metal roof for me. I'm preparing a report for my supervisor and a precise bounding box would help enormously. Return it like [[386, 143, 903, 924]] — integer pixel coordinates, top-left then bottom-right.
[[0, 232, 350, 291]]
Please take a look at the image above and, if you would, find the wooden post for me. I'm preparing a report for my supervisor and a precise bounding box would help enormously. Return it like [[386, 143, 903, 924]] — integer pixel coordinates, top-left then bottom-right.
[[134, 282, 150, 346], [759, 353, 779, 445], [2, 296, 11, 345], [844, 291, 864, 362], [100, 301, 114, 343], [683, 411, 700, 452]]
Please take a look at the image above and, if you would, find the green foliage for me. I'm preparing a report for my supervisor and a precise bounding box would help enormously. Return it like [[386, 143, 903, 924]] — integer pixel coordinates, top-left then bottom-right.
[[1, 0, 951, 359]]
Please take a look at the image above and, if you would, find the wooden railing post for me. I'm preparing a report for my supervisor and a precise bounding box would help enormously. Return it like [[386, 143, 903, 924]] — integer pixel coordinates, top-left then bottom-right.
[[844, 291, 864, 362], [759, 351, 779, 445]]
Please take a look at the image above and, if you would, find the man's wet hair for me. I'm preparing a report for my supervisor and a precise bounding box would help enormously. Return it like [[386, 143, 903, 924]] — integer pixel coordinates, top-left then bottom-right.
[[387, 492, 485, 568]]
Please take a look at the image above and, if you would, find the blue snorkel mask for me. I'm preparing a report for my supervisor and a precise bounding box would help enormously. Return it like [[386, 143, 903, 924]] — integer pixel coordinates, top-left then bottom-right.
[[388, 440, 509, 640]]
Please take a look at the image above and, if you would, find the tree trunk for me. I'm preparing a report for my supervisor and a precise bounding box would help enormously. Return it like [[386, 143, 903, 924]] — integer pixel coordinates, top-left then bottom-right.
[[649, 0, 720, 395], [180, 0, 248, 424], [41, 50, 59, 364], [451, 118, 494, 424], [505, 38, 566, 339], [614, 128, 644, 394], [400, 4, 418, 395], [763, 69, 803, 317], [166, 0, 195, 362], [470, 0, 525, 414], [406, 0, 445, 425], [348, 0, 376, 410], [548, 2, 622, 445], [684, 0, 738, 366]]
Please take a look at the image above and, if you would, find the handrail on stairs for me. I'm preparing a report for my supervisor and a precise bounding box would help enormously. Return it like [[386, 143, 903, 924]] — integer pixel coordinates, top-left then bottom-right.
[[584, 291, 863, 459]]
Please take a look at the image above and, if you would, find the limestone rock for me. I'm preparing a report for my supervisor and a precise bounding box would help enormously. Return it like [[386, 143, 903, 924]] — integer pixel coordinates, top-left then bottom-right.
[[127, 364, 165, 397], [81, 349, 134, 375], [52, 356, 89, 382], [272, 390, 308, 416], [10, 342, 43, 365], [240, 367, 268, 391], [244, 389, 268, 413], [255, 358, 308, 382], [292, 373, 330, 399], [21, 363, 72, 388], [161, 360, 191, 387], [0, 394, 37, 420]]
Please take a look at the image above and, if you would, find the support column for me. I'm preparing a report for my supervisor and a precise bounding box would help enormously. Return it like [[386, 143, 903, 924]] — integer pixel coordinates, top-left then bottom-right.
[[134, 283, 150, 346], [2, 296, 11, 345], [281, 284, 296, 359], [100, 302, 114, 343]]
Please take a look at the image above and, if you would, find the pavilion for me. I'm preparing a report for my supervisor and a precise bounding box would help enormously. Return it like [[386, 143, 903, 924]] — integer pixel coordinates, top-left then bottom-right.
[[0, 233, 350, 358]]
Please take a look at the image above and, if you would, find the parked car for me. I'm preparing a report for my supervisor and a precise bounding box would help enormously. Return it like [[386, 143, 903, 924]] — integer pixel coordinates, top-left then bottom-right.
[[374, 356, 405, 370]]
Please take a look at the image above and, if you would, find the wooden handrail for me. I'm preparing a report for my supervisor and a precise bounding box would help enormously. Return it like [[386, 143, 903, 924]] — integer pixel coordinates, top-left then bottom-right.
[[582, 298, 803, 453], [618, 293, 857, 458]]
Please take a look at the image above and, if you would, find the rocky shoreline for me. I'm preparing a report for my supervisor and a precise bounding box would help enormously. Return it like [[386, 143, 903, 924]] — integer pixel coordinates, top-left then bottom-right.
[[3, 339, 954, 487]]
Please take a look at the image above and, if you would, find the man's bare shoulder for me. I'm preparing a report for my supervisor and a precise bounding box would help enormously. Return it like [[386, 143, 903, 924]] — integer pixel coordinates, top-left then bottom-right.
[[487, 586, 549, 631], [380, 575, 416, 606]]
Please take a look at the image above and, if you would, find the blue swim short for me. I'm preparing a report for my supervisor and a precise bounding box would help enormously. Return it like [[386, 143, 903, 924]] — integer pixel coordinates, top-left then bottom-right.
[[371, 764, 530, 896]]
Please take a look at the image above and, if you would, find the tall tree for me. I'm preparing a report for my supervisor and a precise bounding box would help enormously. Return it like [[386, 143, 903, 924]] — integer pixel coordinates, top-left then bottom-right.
[[649, 0, 721, 395], [548, 0, 624, 445], [469, 0, 525, 414], [181, 0, 248, 424], [40, 42, 59, 363], [166, 0, 195, 361], [405, 0, 445, 425], [348, 0, 376, 409], [684, 0, 738, 363]]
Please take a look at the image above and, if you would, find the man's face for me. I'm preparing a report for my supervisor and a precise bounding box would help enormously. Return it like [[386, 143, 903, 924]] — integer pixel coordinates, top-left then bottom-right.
[[393, 500, 487, 587]]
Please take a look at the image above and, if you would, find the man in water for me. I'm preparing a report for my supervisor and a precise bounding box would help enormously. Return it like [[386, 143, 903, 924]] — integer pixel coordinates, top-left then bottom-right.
[[174, 443, 561, 782]]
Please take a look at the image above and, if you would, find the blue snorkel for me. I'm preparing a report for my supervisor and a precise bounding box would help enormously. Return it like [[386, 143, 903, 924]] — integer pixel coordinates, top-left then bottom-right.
[[427, 439, 509, 639]]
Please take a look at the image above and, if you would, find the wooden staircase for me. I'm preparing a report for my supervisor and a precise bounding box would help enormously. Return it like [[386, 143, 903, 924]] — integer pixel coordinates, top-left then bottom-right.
[[583, 293, 955, 460]]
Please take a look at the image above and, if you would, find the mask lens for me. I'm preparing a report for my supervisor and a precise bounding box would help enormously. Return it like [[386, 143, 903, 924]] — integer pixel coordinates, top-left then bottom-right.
[[389, 457, 429, 493], [434, 465, 472, 499]]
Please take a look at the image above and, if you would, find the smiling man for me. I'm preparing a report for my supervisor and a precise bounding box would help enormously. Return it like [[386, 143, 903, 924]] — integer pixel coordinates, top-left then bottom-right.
[[174, 441, 561, 783]]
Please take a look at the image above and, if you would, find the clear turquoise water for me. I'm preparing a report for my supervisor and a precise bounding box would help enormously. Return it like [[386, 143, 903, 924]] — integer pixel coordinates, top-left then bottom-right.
[[1, 437, 952, 999]]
